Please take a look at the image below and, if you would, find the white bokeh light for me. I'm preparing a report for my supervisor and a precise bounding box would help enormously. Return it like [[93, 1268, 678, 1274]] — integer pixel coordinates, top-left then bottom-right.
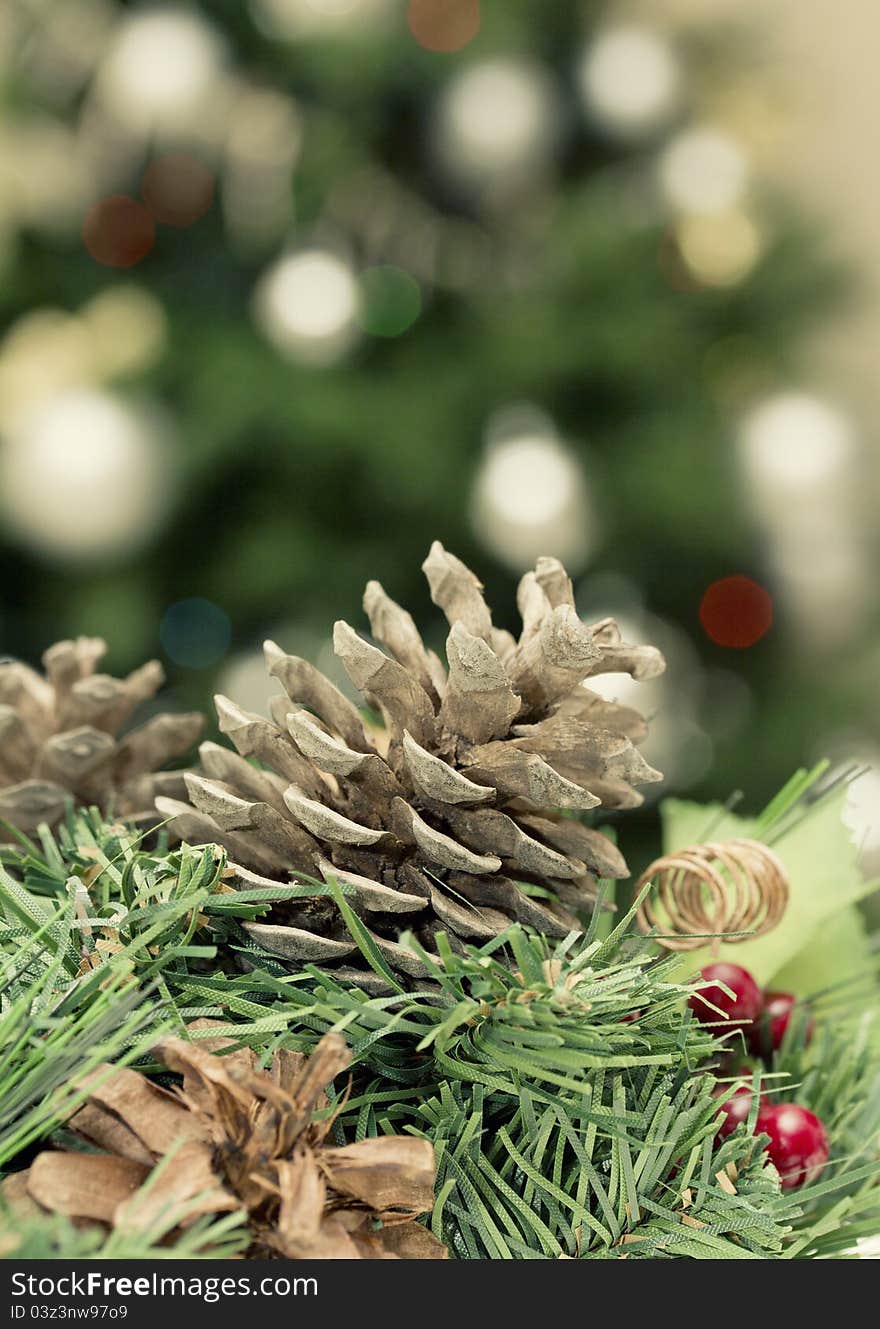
[[470, 409, 594, 572], [738, 392, 865, 647], [253, 249, 361, 365], [224, 87, 302, 249], [97, 9, 225, 131], [739, 393, 854, 495], [0, 117, 94, 233], [82, 285, 168, 380], [810, 737, 880, 876], [435, 58, 559, 185], [0, 309, 95, 432], [252, 0, 391, 38], [578, 25, 680, 138], [677, 210, 762, 287], [0, 389, 170, 559], [483, 438, 574, 527], [659, 127, 748, 215]]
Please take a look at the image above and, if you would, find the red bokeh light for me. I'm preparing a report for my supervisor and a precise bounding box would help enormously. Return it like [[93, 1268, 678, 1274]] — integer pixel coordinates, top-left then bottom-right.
[[82, 196, 155, 269], [141, 153, 214, 228], [408, 0, 480, 53], [699, 575, 774, 648]]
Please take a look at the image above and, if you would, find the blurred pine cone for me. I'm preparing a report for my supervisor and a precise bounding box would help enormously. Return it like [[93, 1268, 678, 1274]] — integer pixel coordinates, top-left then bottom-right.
[[0, 637, 203, 832], [5, 1026, 443, 1259], [159, 544, 664, 984]]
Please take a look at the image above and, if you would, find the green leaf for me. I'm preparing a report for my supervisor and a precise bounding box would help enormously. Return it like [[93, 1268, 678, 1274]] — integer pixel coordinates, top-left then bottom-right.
[[773, 906, 876, 999]]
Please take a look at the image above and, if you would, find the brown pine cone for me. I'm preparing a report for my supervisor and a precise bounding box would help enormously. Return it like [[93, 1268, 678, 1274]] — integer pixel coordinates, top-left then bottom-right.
[[0, 636, 203, 832], [158, 544, 664, 984]]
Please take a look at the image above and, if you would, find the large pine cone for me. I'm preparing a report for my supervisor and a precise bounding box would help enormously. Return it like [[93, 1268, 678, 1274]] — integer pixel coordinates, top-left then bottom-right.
[[0, 637, 203, 832], [159, 545, 664, 983]]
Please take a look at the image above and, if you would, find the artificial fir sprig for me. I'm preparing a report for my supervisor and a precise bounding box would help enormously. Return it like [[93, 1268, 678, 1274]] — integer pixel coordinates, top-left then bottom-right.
[[166, 895, 879, 1256], [0, 807, 341, 991], [0, 909, 166, 1170], [287, 924, 880, 1258]]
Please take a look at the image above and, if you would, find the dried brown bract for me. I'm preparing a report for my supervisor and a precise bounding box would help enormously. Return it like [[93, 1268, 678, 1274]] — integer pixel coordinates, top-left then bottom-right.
[[6, 1026, 444, 1260]]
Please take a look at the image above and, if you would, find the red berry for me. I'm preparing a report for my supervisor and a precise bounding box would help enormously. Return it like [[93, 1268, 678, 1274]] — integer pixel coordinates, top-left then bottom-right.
[[756, 1103, 829, 1189], [749, 991, 814, 1055], [714, 1084, 754, 1140], [688, 963, 763, 1028]]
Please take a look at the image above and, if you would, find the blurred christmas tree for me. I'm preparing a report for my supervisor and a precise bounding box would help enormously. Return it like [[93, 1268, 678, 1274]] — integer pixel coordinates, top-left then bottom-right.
[[0, 0, 876, 864]]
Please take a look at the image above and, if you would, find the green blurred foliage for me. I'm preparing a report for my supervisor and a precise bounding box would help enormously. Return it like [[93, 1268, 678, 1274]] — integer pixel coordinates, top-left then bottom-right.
[[0, 0, 867, 859]]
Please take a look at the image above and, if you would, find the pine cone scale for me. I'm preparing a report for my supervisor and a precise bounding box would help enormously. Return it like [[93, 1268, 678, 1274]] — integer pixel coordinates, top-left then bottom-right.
[[438, 622, 521, 744], [0, 705, 38, 777], [402, 729, 494, 805], [314, 857, 425, 913], [265, 642, 371, 753], [461, 743, 601, 809], [362, 579, 441, 702], [244, 921, 357, 963], [334, 620, 436, 747]]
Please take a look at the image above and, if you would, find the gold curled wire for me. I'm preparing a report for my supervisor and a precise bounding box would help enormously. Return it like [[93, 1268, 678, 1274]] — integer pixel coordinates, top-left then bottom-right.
[[635, 838, 790, 952]]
